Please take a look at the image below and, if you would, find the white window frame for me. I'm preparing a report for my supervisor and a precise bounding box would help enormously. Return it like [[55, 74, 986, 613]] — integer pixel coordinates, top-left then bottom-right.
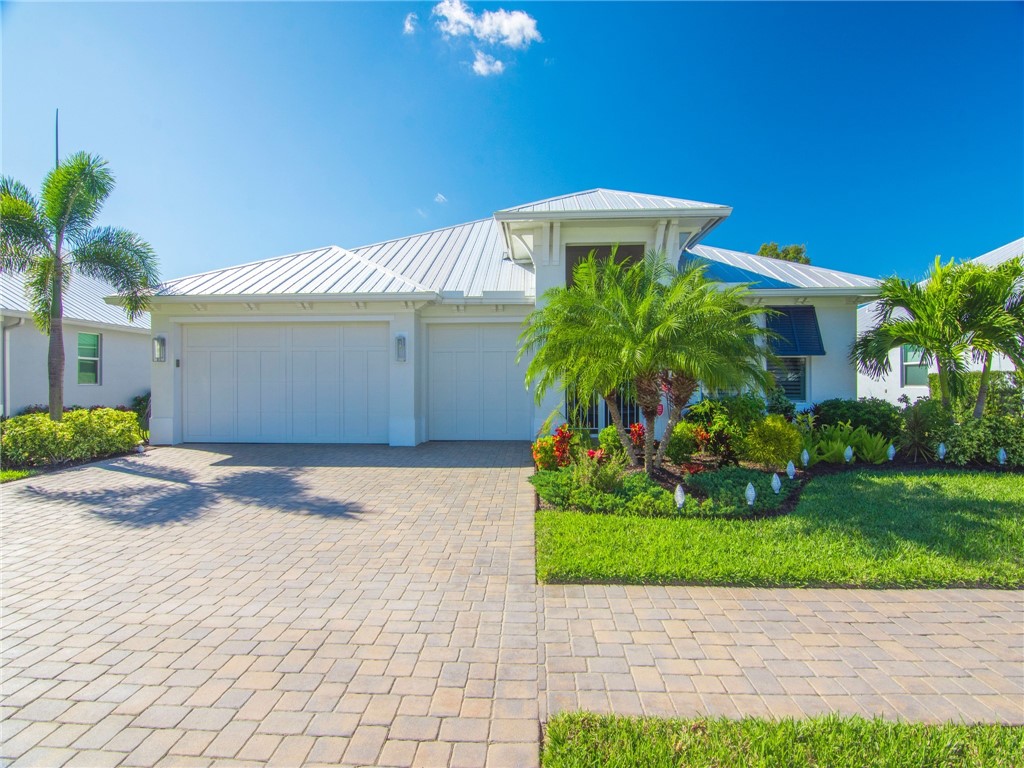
[[77, 332, 102, 386], [901, 345, 929, 387]]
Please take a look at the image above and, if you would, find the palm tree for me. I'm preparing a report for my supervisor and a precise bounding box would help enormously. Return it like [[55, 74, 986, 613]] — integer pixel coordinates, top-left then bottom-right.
[[854, 258, 977, 410], [520, 250, 772, 474], [961, 256, 1024, 417], [1, 153, 158, 419]]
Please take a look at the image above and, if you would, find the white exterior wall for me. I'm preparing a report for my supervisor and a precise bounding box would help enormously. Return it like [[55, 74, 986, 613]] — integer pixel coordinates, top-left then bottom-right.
[[804, 297, 860, 406], [1, 316, 150, 417]]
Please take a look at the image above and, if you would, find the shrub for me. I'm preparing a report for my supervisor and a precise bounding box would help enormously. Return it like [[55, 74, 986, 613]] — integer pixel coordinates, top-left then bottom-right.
[[598, 425, 625, 457], [628, 422, 645, 451], [897, 396, 952, 462], [765, 387, 796, 420], [532, 436, 558, 471], [663, 421, 700, 464], [695, 411, 740, 463], [809, 421, 893, 465], [570, 451, 628, 494], [1, 408, 142, 468], [553, 424, 574, 466], [929, 370, 1024, 419], [132, 391, 151, 430], [687, 393, 765, 432], [684, 466, 794, 516], [813, 397, 902, 441], [741, 415, 802, 470], [530, 469, 573, 507], [938, 415, 1024, 467]]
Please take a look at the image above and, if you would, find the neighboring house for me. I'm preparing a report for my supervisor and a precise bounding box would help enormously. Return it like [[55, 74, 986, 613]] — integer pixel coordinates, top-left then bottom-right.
[[141, 189, 880, 446], [0, 270, 151, 417], [857, 237, 1024, 404]]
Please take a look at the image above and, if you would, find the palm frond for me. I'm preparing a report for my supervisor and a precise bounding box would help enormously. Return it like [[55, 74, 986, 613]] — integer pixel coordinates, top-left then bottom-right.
[[1, 176, 52, 271], [69, 226, 159, 320], [41, 152, 114, 243]]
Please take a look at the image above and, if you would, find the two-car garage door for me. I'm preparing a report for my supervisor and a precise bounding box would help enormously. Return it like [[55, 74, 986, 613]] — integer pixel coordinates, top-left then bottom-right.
[[183, 323, 389, 443]]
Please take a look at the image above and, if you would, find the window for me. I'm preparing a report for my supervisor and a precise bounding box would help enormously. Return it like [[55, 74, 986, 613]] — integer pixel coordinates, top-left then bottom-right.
[[78, 333, 101, 385], [902, 345, 929, 386], [564, 244, 645, 286], [768, 358, 807, 401]]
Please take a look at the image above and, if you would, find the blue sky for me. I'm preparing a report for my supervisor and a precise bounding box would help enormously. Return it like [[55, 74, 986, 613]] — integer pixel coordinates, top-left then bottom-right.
[[2, 1, 1021, 283]]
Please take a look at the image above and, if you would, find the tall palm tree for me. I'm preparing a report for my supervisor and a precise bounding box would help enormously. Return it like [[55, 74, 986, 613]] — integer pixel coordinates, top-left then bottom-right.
[[1, 153, 158, 419], [961, 256, 1024, 417], [520, 250, 772, 474], [854, 258, 977, 410]]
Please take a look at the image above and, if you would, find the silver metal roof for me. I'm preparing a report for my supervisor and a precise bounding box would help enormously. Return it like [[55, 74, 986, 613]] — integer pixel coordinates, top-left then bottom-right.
[[498, 188, 727, 214], [1, 269, 149, 330], [971, 236, 1024, 268], [156, 219, 535, 300], [686, 244, 880, 291]]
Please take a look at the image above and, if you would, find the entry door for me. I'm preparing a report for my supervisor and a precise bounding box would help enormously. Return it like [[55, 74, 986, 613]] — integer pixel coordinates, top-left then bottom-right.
[[428, 324, 532, 440], [183, 323, 389, 443]]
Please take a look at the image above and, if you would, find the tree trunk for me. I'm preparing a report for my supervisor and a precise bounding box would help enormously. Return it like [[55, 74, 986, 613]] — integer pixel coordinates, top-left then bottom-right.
[[635, 376, 661, 475], [604, 389, 639, 466], [973, 352, 993, 419], [936, 361, 950, 411], [654, 372, 698, 468], [48, 260, 65, 421]]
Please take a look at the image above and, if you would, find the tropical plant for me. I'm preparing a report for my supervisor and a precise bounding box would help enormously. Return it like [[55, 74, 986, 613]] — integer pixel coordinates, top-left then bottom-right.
[[663, 421, 700, 465], [598, 425, 625, 458], [520, 250, 771, 474], [765, 387, 796, 420], [1, 154, 158, 419], [812, 397, 902, 441], [741, 415, 803, 469], [570, 450, 628, 494], [897, 395, 950, 462]]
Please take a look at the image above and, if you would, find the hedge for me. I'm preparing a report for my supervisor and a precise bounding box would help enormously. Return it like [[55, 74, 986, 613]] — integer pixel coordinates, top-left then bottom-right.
[[1, 408, 142, 468]]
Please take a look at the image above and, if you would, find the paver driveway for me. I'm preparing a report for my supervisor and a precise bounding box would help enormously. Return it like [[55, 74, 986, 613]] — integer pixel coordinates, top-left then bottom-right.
[[2, 443, 540, 767]]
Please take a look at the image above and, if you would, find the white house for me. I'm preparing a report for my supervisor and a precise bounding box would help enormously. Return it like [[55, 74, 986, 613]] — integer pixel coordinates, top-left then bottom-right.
[[857, 236, 1024, 404], [140, 189, 880, 446], [1, 270, 151, 417]]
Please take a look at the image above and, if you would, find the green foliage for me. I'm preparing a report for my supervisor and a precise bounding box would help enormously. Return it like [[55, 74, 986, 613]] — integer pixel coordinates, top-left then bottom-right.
[[597, 424, 625, 457], [765, 387, 796, 419], [131, 391, 151, 430], [685, 466, 795, 515], [757, 242, 810, 265], [812, 397, 902, 441], [809, 422, 891, 465], [1, 469, 35, 483], [569, 451, 628, 494], [687, 393, 765, 431], [936, 416, 1024, 468], [1, 408, 142, 468], [898, 396, 951, 462], [542, 712, 1024, 768], [536, 470, 1024, 588], [741, 415, 802, 470], [856, 431, 892, 464], [929, 371, 1024, 419], [663, 421, 699, 464], [531, 436, 558, 471]]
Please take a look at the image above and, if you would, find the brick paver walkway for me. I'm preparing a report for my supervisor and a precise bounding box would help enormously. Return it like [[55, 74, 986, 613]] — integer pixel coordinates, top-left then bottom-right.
[[2, 444, 540, 767], [3, 445, 1022, 768]]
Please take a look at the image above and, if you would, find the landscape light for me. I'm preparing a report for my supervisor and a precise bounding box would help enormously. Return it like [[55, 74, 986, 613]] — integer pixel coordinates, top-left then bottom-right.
[[887, 444, 896, 461], [674, 484, 686, 509], [937, 442, 946, 461], [844, 445, 854, 463], [786, 460, 796, 480], [997, 447, 1007, 466], [745, 482, 756, 506], [771, 474, 782, 494], [800, 448, 810, 468]]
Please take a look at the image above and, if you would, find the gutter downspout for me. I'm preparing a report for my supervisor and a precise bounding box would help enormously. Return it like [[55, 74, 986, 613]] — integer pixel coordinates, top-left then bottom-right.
[[1, 316, 25, 418]]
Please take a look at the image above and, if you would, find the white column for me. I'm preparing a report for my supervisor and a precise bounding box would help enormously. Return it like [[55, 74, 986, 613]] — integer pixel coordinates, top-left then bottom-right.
[[388, 310, 418, 446], [149, 313, 182, 444]]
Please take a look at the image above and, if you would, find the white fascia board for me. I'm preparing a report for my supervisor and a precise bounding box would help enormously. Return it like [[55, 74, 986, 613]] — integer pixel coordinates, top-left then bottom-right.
[[746, 287, 881, 299], [119, 291, 441, 306], [493, 207, 733, 223], [0, 308, 150, 334]]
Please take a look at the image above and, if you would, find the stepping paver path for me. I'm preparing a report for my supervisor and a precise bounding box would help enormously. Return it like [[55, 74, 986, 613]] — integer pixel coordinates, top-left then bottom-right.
[[2, 443, 1021, 767]]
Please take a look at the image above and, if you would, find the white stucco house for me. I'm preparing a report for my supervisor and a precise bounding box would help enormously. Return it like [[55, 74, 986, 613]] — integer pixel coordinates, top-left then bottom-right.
[[857, 236, 1024, 404], [140, 189, 880, 446], [1, 270, 151, 417]]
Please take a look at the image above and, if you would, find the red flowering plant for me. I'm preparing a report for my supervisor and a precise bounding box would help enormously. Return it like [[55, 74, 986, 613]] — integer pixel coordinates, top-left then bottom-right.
[[531, 436, 558, 471], [552, 424, 574, 467], [629, 422, 645, 452], [586, 448, 607, 463]]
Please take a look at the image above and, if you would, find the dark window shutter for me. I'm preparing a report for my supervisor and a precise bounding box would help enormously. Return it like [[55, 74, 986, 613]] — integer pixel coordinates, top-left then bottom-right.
[[766, 306, 825, 356]]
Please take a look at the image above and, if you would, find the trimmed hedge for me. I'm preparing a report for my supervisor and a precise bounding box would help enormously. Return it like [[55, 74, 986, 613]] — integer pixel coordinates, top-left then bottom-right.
[[1, 408, 142, 468], [812, 397, 902, 441]]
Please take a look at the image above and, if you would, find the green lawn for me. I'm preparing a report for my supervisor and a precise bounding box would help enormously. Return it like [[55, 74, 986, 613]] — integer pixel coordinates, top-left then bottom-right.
[[1, 468, 36, 483], [536, 469, 1024, 587], [542, 713, 1024, 768]]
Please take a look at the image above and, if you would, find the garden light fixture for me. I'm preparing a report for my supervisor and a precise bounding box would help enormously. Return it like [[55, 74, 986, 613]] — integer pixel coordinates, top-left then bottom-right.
[[674, 484, 685, 509], [938, 442, 946, 461], [771, 474, 781, 494], [997, 447, 1007, 466], [786, 460, 796, 480], [801, 448, 810, 467], [887, 444, 896, 461], [745, 482, 756, 506], [844, 445, 854, 463]]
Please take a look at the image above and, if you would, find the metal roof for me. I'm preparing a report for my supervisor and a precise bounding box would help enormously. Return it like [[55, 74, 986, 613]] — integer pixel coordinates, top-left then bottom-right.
[[685, 244, 880, 291], [971, 236, 1024, 268], [156, 219, 535, 300], [1, 269, 149, 330], [497, 188, 727, 214]]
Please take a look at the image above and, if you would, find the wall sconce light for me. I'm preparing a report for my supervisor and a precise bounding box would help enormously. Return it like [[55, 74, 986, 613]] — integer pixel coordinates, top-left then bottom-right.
[[152, 336, 167, 363], [395, 334, 407, 363]]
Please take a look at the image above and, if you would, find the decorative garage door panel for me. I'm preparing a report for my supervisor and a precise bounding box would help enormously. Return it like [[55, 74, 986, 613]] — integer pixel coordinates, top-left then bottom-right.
[[428, 324, 532, 441], [183, 323, 388, 443]]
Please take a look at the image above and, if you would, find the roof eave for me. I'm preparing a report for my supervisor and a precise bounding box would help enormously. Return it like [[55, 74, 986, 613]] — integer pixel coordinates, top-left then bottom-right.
[[118, 291, 442, 306], [745, 286, 882, 298], [494, 206, 733, 223]]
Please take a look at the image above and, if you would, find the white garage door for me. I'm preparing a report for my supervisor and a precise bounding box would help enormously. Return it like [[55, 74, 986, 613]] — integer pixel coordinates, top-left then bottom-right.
[[428, 324, 532, 441], [183, 323, 389, 443]]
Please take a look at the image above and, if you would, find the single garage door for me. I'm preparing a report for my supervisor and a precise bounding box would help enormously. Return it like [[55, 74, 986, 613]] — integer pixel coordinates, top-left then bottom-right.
[[183, 323, 389, 443], [428, 324, 532, 440]]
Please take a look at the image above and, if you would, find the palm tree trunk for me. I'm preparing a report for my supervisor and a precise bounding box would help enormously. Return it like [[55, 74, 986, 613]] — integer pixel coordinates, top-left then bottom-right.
[[604, 390, 639, 466], [635, 376, 661, 474], [654, 372, 698, 468], [936, 361, 950, 410], [973, 352, 993, 419], [47, 262, 65, 421]]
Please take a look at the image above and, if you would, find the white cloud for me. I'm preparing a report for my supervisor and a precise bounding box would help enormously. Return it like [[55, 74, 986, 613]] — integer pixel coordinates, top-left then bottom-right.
[[472, 50, 505, 77], [434, 193, 448, 204], [415, 208, 428, 219], [403, 12, 418, 35], [432, 0, 541, 49]]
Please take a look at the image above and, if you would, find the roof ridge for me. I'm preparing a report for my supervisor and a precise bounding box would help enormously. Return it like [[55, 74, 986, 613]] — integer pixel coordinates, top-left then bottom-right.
[[340, 248, 433, 293], [159, 245, 341, 287], [348, 217, 494, 252]]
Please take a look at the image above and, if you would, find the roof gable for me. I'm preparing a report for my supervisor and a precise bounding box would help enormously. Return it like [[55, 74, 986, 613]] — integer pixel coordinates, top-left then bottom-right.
[[685, 244, 880, 292], [497, 188, 728, 215]]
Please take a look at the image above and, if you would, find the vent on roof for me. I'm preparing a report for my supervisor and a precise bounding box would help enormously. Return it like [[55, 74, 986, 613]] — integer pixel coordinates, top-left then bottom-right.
[[766, 306, 825, 356]]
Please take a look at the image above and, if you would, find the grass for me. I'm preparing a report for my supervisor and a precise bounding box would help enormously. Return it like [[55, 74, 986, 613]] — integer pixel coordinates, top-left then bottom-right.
[[536, 469, 1024, 587], [1, 468, 36, 483], [542, 712, 1024, 768]]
